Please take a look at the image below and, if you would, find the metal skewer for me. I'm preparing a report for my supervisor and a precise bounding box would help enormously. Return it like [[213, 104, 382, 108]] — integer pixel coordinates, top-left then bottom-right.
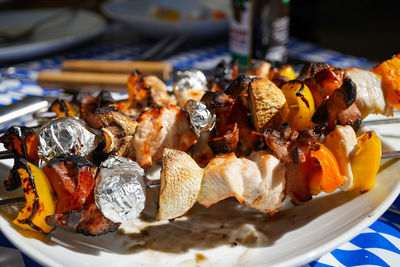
[[0, 149, 397, 208]]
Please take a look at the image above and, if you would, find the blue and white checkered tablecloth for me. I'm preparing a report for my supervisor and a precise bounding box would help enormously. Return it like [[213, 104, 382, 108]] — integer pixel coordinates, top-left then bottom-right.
[[0, 27, 398, 267]]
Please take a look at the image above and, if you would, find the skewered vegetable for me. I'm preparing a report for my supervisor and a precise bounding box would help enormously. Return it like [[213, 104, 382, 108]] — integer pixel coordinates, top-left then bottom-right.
[[248, 77, 289, 131], [13, 158, 55, 234], [280, 80, 315, 130], [0, 54, 397, 237]]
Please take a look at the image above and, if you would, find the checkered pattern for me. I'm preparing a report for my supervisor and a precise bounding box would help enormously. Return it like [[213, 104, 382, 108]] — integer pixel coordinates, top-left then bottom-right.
[[0, 31, 398, 267]]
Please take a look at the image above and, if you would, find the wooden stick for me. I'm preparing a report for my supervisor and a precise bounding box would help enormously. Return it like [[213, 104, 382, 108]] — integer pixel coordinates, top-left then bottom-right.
[[62, 60, 173, 81], [37, 71, 129, 93]]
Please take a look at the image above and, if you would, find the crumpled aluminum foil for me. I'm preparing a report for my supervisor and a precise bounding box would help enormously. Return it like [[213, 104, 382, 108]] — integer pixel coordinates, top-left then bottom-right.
[[183, 99, 216, 137], [38, 117, 97, 161], [173, 70, 207, 92], [95, 156, 146, 223]]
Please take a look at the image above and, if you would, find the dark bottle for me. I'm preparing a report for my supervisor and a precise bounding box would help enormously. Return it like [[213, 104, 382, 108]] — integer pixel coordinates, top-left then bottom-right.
[[230, 0, 290, 68]]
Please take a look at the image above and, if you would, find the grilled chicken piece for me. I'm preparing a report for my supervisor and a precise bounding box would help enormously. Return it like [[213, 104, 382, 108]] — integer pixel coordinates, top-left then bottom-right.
[[174, 88, 206, 106], [345, 68, 393, 118], [246, 151, 286, 213], [248, 77, 289, 131], [133, 105, 198, 168], [157, 149, 204, 220], [197, 152, 285, 213], [312, 77, 361, 132], [97, 106, 138, 159], [245, 61, 271, 79], [197, 153, 245, 207], [144, 75, 177, 106], [324, 125, 357, 191]]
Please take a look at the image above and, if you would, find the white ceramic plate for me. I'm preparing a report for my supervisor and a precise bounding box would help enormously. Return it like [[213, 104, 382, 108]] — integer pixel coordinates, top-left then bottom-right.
[[0, 8, 106, 61], [0, 133, 400, 266], [101, 0, 229, 39]]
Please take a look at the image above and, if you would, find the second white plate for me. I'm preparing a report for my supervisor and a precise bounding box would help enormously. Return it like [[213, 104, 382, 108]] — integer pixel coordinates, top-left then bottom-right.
[[0, 8, 106, 62]]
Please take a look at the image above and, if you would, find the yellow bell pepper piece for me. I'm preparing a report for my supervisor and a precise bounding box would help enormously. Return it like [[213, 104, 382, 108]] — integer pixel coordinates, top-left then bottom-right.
[[350, 131, 381, 192], [279, 65, 296, 80], [280, 80, 315, 130], [13, 160, 55, 234]]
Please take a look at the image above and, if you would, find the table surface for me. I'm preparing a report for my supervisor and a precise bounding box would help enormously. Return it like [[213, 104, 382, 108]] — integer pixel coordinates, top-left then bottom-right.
[[0, 24, 399, 267]]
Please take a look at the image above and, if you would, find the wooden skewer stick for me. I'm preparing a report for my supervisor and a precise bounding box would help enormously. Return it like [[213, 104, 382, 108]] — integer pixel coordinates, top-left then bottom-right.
[[37, 71, 130, 93], [62, 60, 173, 81]]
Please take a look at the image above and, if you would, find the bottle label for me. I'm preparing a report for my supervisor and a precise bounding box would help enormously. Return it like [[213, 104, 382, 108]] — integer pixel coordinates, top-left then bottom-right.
[[230, 0, 251, 66]]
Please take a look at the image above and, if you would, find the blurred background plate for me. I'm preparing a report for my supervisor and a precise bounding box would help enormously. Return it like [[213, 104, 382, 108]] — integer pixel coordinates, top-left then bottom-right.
[[0, 8, 106, 62], [101, 0, 229, 39]]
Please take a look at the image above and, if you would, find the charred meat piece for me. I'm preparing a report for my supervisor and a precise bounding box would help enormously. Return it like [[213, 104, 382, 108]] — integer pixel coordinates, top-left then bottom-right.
[[75, 201, 120, 236], [43, 155, 97, 214], [312, 77, 361, 132], [190, 132, 214, 167], [224, 75, 252, 98], [133, 105, 198, 168], [298, 62, 331, 80], [225, 74, 252, 109], [210, 59, 239, 91], [96, 106, 138, 159], [73, 90, 117, 129], [202, 84, 265, 156], [209, 123, 239, 155], [43, 155, 120, 236], [300, 63, 345, 107], [262, 124, 325, 204], [201, 91, 235, 136]]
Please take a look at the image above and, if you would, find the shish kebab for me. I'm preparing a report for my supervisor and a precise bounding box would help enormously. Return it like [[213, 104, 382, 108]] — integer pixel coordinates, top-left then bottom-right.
[[0, 54, 399, 236]]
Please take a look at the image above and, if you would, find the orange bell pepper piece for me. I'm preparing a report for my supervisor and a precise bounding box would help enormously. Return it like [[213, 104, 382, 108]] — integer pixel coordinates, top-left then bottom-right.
[[309, 143, 346, 195], [49, 99, 78, 118], [371, 56, 400, 109]]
